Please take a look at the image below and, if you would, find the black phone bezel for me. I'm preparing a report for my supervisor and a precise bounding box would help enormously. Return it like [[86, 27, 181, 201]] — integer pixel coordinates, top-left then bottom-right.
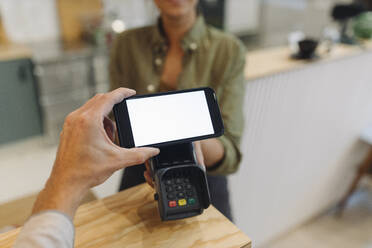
[[113, 87, 224, 148]]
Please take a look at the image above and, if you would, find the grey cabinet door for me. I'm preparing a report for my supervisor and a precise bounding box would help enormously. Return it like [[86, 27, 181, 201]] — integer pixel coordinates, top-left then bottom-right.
[[0, 59, 42, 145]]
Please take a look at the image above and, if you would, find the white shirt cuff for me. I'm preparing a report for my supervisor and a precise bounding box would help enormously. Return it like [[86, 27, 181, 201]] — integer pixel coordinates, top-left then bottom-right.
[[13, 210, 74, 248]]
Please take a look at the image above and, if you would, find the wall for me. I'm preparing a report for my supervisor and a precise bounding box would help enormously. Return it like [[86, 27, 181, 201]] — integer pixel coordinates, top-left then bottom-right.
[[230, 51, 372, 246], [103, 0, 260, 34], [0, 0, 158, 43], [0, 0, 60, 43], [103, 0, 158, 29], [259, 0, 351, 48], [0, 0, 259, 43], [225, 0, 259, 35]]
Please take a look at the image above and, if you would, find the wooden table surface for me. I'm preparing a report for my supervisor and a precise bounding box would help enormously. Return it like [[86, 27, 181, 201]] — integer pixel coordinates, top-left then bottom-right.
[[0, 184, 251, 248]]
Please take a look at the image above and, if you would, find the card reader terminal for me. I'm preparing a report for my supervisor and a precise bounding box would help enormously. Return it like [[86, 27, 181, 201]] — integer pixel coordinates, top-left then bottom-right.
[[149, 143, 211, 221]]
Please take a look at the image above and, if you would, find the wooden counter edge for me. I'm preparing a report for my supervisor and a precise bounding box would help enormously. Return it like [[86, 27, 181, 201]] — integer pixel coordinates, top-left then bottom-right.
[[245, 41, 372, 81], [0, 44, 33, 62]]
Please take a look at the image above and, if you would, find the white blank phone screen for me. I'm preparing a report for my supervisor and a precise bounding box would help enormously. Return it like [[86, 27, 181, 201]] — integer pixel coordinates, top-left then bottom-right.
[[126, 91, 214, 147]]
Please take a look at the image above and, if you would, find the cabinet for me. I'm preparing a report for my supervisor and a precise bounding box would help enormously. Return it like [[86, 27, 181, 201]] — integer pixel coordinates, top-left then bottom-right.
[[34, 55, 94, 143], [0, 59, 42, 145], [93, 54, 110, 93]]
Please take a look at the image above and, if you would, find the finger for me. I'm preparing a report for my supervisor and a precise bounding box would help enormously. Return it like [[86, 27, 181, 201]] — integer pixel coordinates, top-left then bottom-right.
[[145, 160, 151, 172], [115, 147, 160, 168], [114, 128, 120, 145], [103, 116, 115, 142], [82, 88, 135, 146], [145, 160, 153, 182], [144, 171, 154, 188], [112, 121, 117, 133], [66, 87, 135, 119], [95, 88, 136, 117]]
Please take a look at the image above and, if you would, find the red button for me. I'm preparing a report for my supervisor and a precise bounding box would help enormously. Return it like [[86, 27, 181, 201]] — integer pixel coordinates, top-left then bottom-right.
[[169, 201, 177, 207]]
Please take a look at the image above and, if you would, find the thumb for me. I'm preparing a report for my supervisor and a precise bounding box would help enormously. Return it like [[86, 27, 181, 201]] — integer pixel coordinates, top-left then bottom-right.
[[115, 147, 160, 169]]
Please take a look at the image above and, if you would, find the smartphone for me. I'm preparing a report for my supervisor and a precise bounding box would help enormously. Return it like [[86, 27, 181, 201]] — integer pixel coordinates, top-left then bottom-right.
[[113, 87, 224, 148]]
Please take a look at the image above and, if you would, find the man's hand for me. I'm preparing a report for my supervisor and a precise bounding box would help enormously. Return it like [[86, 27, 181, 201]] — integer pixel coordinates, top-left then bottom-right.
[[143, 141, 205, 187], [32, 88, 160, 218]]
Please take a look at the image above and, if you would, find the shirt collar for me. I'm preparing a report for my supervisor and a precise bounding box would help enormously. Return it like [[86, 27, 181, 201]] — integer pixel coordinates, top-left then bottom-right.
[[151, 15, 207, 53]]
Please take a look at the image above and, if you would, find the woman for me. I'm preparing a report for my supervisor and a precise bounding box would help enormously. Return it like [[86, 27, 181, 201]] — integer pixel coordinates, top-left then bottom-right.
[[110, 0, 246, 220]]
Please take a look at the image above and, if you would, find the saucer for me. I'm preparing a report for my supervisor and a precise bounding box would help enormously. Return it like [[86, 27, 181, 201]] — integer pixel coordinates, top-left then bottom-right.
[[290, 52, 320, 60]]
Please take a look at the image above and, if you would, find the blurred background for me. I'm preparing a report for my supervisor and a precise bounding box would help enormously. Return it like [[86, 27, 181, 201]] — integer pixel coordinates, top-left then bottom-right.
[[1, 0, 372, 247]]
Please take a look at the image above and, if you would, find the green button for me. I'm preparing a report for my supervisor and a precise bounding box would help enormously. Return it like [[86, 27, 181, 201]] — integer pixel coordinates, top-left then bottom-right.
[[188, 198, 196, 205]]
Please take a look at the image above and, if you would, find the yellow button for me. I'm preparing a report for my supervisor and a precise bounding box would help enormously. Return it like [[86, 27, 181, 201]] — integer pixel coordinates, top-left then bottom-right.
[[178, 199, 187, 206]]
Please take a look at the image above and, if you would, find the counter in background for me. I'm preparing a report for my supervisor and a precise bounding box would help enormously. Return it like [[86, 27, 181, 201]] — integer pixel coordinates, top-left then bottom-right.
[[245, 41, 372, 80], [232, 42, 372, 246]]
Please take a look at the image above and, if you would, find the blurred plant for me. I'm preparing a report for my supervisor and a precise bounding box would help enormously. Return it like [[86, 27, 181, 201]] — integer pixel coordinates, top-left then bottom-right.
[[353, 12, 372, 39]]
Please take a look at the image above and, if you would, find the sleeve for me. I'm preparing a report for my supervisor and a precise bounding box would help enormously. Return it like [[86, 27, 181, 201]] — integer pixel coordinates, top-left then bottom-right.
[[207, 40, 246, 176], [13, 211, 74, 248]]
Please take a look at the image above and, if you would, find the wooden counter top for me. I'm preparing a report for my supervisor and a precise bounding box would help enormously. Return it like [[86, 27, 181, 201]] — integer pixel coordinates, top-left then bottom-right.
[[0, 44, 32, 62], [0, 184, 251, 248], [245, 41, 372, 81]]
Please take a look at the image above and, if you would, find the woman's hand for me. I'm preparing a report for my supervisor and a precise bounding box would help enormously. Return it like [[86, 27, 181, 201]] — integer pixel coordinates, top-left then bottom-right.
[[199, 138, 224, 168], [143, 141, 205, 188]]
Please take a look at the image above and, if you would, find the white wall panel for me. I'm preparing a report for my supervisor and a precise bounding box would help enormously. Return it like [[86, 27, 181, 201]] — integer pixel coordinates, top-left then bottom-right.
[[103, 0, 158, 29], [0, 0, 59, 43], [225, 0, 259, 35], [230, 52, 372, 246]]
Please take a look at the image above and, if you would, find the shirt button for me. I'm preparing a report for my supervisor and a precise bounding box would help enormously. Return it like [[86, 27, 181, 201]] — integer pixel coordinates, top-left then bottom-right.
[[155, 58, 162, 66], [189, 42, 198, 51], [147, 84, 155, 92]]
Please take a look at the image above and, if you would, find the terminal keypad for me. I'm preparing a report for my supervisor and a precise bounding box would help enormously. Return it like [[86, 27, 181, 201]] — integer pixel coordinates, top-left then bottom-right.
[[163, 177, 197, 208]]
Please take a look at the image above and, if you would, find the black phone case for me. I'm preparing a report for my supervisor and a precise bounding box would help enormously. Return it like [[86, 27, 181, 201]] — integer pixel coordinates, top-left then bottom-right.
[[113, 87, 224, 148]]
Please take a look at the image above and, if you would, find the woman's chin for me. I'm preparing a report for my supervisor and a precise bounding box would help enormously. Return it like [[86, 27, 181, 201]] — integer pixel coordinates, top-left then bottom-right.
[[163, 9, 190, 19]]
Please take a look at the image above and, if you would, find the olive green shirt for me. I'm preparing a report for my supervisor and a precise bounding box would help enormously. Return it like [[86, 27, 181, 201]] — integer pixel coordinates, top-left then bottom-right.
[[110, 16, 246, 175]]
